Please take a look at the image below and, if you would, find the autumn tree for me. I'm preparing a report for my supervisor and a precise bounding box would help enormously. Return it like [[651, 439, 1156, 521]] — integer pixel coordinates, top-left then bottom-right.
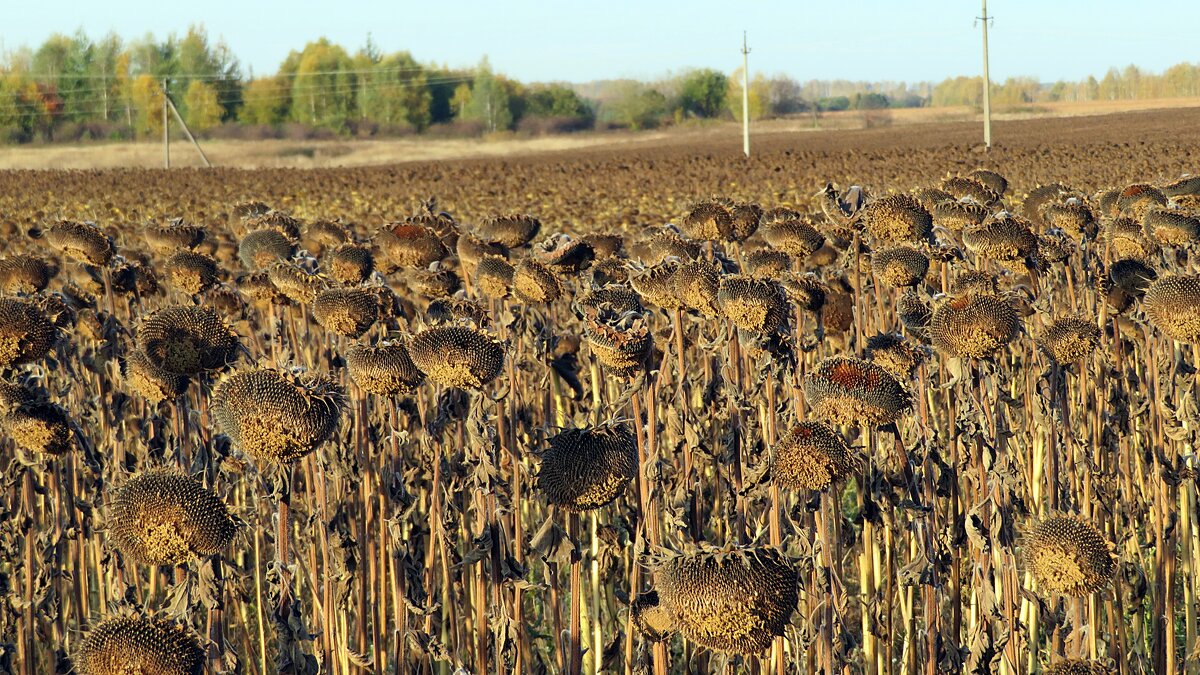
[[130, 73, 164, 137], [184, 80, 223, 130], [727, 67, 767, 122], [240, 77, 290, 125]]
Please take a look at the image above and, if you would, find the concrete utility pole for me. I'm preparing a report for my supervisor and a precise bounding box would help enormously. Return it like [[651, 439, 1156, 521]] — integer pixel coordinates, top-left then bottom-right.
[[741, 31, 750, 157], [979, 0, 992, 149], [166, 93, 213, 168], [162, 78, 170, 168]]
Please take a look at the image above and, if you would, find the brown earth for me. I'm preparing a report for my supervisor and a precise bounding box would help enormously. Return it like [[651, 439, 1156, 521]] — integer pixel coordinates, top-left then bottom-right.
[[1, 105, 1197, 238]]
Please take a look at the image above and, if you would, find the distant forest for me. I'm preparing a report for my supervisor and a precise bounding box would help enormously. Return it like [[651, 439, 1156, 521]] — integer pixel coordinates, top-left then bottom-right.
[[2, 27, 1200, 144]]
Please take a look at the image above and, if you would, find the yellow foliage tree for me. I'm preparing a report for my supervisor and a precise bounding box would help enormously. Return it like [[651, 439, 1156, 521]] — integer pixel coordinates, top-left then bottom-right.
[[130, 74, 164, 137], [728, 68, 768, 122], [183, 80, 223, 131]]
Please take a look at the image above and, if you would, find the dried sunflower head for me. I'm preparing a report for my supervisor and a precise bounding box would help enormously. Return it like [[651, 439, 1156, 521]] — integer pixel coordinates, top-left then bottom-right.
[[0, 297, 58, 368], [163, 250, 219, 295], [859, 193, 933, 244], [963, 213, 1038, 262], [122, 348, 188, 404], [673, 259, 722, 317], [638, 228, 702, 263], [512, 257, 562, 303], [760, 209, 826, 258], [1041, 200, 1097, 242], [76, 615, 204, 675], [476, 214, 542, 248], [325, 243, 374, 285], [717, 275, 788, 333], [145, 220, 206, 254], [1041, 659, 1114, 675], [238, 228, 296, 270], [1116, 183, 1167, 219], [929, 294, 1020, 358], [575, 285, 645, 316], [0, 255, 55, 294], [108, 468, 238, 565], [871, 245, 930, 288], [1023, 515, 1116, 597], [1143, 208, 1200, 247], [931, 199, 989, 232], [1143, 275, 1200, 343], [743, 249, 792, 279], [804, 356, 912, 426], [345, 341, 426, 395], [942, 175, 1000, 206], [474, 254, 515, 299], [375, 222, 449, 272], [267, 260, 325, 305], [770, 421, 857, 491], [1038, 316, 1101, 364], [630, 260, 683, 310], [136, 306, 240, 375], [44, 220, 114, 266], [1, 384, 72, 455], [633, 546, 799, 654], [866, 332, 926, 378], [408, 325, 505, 389], [244, 210, 302, 240], [302, 219, 350, 255], [536, 422, 637, 511], [213, 367, 346, 463], [313, 287, 379, 338], [968, 168, 1008, 197], [583, 308, 653, 376], [534, 234, 595, 272]]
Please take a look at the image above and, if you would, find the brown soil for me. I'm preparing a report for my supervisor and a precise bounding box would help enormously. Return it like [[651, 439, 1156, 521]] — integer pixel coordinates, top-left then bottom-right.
[[1, 106, 1197, 237]]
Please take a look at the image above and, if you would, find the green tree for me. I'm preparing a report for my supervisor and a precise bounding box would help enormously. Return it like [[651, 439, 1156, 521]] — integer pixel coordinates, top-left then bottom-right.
[[461, 58, 512, 132], [356, 51, 432, 131], [177, 25, 242, 121], [31, 31, 94, 124], [851, 92, 890, 110], [523, 84, 593, 121], [678, 68, 728, 118], [289, 39, 356, 131], [600, 81, 666, 130], [183, 79, 222, 130]]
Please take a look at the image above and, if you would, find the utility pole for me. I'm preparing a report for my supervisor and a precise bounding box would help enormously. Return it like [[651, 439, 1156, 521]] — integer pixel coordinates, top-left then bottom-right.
[[166, 92, 212, 168], [741, 31, 750, 157], [979, 0, 992, 149], [162, 78, 170, 168]]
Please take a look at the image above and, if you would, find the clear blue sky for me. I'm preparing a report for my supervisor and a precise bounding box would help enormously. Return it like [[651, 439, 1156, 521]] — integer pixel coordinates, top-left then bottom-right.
[[6, 1, 1198, 83]]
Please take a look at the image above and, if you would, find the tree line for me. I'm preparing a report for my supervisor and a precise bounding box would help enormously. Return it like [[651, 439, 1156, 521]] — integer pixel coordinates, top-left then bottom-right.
[[2, 27, 1199, 144]]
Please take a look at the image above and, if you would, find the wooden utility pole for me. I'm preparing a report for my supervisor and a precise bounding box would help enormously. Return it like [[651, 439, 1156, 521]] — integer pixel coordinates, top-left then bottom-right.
[[162, 78, 170, 168], [741, 31, 751, 157], [980, 0, 992, 149], [166, 93, 212, 168]]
